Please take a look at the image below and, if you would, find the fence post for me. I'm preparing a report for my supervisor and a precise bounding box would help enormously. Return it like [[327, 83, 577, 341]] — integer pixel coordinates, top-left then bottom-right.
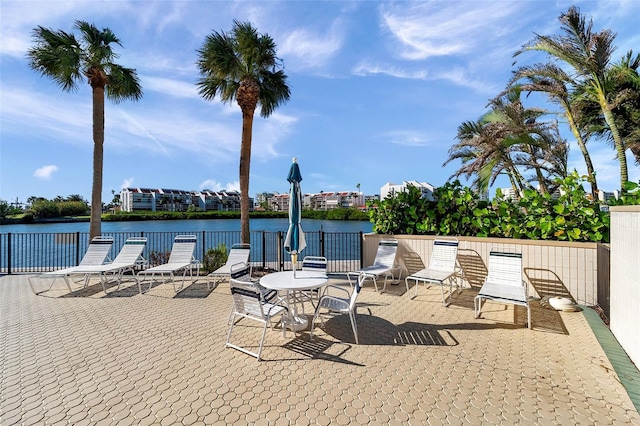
[[359, 231, 364, 268], [277, 231, 283, 271], [75, 231, 81, 265], [320, 230, 325, 258], [202, 230, 206, 261], [7, 233, 11, 275], [261, 231, 266, 269]]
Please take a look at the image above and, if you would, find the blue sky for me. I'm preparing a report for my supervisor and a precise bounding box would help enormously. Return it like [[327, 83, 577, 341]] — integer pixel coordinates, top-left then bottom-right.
[[1, 0, 639, 206]]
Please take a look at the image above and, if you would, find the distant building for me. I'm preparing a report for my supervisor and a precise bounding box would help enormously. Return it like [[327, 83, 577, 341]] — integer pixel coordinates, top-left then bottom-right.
[[498, 187, 520, 201], [598, 189, 619, 203], [120, 188, 251, 212], [380, 181, 435, 201], [265, 191, 366, 212]]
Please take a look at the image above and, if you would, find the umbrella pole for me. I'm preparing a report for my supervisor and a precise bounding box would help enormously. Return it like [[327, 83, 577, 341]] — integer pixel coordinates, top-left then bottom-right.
[[292, 252, 298, 277]]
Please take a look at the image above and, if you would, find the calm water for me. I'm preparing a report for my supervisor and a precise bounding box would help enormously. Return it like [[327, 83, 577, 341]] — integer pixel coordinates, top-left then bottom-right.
[[0, 219, 373, 270], [0, 218, 373, 234]]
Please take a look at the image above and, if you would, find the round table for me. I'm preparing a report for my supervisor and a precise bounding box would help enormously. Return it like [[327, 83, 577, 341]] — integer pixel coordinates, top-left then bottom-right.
[[260, 270, 328, 331]]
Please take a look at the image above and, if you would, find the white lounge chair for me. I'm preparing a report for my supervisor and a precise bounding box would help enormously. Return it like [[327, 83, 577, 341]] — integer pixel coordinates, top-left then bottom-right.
[[405, 239, 460, 305], [71, 237, 147, 295], [28, 236, 114, 295], [311, 272, 364, 344], [347, 239, 400, 292], [207, 243, 250, 290], [226, 262, 288, 361], [137, 235, 199, 293], [474, 250, 531, 329]]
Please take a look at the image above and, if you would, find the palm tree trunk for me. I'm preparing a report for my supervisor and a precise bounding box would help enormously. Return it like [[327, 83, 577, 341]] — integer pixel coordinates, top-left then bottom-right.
[[566, 109, 598, 197], [602, 105, 629, 192], [89, 86, 105, 240], [239, 110, 254, 245]]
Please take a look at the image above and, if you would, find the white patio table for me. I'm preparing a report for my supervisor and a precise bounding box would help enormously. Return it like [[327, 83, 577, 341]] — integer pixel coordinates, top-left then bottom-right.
[[260, 270, 328, 331]]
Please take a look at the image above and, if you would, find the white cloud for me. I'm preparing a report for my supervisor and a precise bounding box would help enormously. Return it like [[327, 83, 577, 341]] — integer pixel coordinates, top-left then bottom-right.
[[352, 61, 428, 79], [379, 2, 522, 60], [121, 178, 135, 189], [34, 165, 58, 180], [141, 75, 199, 99], [383, 130, 431, 147], [279, 20, 345, 70], [199, 179, 239, 192]]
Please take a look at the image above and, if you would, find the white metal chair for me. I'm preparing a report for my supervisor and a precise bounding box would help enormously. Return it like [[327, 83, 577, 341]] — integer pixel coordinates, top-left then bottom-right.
[[405, 239, 461, 305], [296, 256, 328, 309], [226, 262, 288, 361], [71, 237, 147, 295], [137, 235, 199, 293], [28, 236, 114, 295], [207, 243, 250, 290], [474, 250, 531, 329], [311, 273, 364, 344], [346, 239, 400, 292]]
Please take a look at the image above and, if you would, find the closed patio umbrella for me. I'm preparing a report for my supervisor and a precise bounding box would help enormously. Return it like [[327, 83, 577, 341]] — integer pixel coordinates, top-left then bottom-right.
[[284, 157, 306, 275]]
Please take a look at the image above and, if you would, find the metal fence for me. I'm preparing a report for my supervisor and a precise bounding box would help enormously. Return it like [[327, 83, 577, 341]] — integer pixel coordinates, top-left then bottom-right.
[[0, 230, 364, 274]]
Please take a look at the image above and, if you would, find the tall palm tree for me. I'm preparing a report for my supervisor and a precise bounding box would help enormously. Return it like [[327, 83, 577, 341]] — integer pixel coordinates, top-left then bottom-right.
[[510, 63, 598, 197], [196, 20, 291, 244], [517, 6, 629, 191], [27, 21, 142, 239]]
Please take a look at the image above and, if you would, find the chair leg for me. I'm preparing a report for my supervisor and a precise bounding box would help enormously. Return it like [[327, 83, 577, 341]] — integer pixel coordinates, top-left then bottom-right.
[[349, 311, 358, 344]]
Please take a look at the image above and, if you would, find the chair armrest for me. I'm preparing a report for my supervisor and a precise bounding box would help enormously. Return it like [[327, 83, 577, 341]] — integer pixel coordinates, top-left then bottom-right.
[[321, 284, 351, 298]]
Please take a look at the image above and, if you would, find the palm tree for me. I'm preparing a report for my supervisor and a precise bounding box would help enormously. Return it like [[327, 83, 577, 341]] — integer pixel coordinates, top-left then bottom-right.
[[510, 63, 598, 197], [27, 21, 142, 239], [516, 6, 629, 191], [196, 20, 291, 244]]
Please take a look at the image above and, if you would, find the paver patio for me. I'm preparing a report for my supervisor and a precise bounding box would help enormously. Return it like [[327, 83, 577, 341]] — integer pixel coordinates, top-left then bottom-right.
[[1, 273, 639, 425]]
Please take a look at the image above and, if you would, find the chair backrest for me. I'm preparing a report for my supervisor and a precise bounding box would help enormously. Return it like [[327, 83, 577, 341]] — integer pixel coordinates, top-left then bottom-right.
[[373, 239, 398, 267], [350, 273, 365, 310], [429, 239, 458, 272], [112, 237, 147, 265], [227, 243, 251, 266], [487, 251, 523, 287], [229, 262, 266, 318], [168, 235, 196, 264], [79, 236, 114, 266], [301, 256, 327, 274]]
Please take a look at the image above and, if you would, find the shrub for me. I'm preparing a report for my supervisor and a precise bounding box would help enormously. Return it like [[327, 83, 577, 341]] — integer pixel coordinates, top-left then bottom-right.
[[201, 243, 228, 274]]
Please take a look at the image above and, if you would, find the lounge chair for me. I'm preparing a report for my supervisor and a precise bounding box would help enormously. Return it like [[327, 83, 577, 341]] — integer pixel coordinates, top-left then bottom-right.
[[405, 239, 460, 305], [71, 237, 147, 295], [28, 236, 114, 295], [346, 239, 400, 292], [207, 243, 250, 290], [474, 250, 531, 329], [137, 235, 199, 293], [226, 262, 288, 361]]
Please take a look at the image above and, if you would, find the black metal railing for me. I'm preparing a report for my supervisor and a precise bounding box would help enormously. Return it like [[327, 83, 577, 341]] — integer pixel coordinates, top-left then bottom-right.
[[0, 230, 363, 274]]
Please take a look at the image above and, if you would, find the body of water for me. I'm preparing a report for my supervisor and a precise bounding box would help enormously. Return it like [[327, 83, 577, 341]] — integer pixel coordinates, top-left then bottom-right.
[[0, 218, 374, 234], [0, 219, 373, 272]]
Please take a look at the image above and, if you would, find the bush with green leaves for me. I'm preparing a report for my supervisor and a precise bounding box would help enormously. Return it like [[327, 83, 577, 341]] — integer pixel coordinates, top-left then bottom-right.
[[368, 173, 613, 243], [201, 243, 228, 274]]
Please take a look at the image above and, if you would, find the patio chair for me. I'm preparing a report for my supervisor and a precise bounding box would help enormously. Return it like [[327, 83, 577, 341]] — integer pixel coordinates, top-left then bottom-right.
[[71, 237, 148, 295], [346, 238, 400, 292], [474, 250, 531, 329], [28, 236, 114, 295], [226, 262, 288, 361], [137, 235, 199, 293], [310, 272, 364, 344], [296, 256, 328, 309], [405, 239, 460, 306], [207, 243, 250, 290]]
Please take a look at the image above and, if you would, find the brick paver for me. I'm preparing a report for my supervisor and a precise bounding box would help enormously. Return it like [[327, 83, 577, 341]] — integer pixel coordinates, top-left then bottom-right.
[[1, 274, 639, 425]]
